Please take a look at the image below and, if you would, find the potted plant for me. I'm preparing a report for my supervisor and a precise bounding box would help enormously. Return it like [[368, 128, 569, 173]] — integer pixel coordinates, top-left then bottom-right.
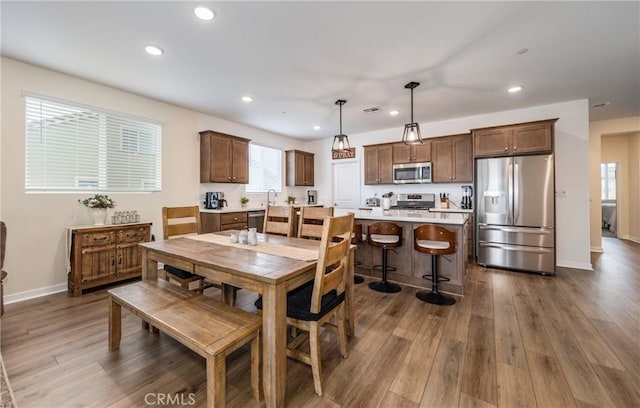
[[78, 194, 116, 225], [240, 196, 249, 207], [287, 196, 296, 204]]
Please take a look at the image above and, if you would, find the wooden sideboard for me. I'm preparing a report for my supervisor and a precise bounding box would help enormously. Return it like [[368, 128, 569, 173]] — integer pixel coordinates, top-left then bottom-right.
[[68, 223, 152, 296]]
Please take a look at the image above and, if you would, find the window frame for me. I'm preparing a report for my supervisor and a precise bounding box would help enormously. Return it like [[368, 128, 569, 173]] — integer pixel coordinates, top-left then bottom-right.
[[245, 143, 283, 193]]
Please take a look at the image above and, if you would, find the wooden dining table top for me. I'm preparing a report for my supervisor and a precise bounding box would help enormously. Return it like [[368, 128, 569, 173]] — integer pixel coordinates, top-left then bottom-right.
[[139, 232, 320, 284]]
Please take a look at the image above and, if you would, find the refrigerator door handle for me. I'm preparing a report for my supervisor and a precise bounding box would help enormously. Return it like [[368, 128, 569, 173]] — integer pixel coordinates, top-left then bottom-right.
[[513, 162, 520, 223], [478, 225, 553, 234], [479, 242, 553, 254], [507, 161, 513, 225]]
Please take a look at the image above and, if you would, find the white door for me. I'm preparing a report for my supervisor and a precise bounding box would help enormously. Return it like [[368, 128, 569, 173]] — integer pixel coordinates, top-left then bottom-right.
[[332, 159, 360, 208]]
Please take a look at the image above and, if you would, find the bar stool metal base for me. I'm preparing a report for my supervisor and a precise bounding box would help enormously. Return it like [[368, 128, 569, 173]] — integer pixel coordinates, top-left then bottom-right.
[[416, 290, 456, 306], [354, 275, 365, 284], [369, 280, 401, 293]]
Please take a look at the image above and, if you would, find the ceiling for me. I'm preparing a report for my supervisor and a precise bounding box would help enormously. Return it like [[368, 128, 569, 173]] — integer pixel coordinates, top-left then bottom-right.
[[2, 1, 639, 140]]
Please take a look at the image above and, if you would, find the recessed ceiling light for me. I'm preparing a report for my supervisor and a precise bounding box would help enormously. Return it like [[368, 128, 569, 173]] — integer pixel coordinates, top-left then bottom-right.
[[194, 6, 215, 21], [241, 96, 253, 103], [592, 101, 611, 108], [144, 45, 163, 56], [389, 110, 400, 116], [313, 125, 321, 131], [507, 85, 523, 93]]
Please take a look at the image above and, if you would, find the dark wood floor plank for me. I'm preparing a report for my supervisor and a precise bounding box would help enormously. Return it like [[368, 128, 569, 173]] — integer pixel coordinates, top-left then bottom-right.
[[461, 314, 498, 406]]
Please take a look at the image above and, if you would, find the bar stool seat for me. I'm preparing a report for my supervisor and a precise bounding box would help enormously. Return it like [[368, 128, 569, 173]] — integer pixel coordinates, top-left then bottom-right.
[[414, 225, 456, 306], [367, 222, 402, 293]]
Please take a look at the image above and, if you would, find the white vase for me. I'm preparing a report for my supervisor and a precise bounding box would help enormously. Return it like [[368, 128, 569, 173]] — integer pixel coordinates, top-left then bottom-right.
[[91, 208, 107, 225]]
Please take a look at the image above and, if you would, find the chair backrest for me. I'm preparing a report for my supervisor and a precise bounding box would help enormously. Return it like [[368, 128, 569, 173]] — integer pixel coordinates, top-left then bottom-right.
[[367, 222, 403, 248], [413, 224, 456, 255], [310, 213, 354, 314], [162, 206, 201, 240], [1, 221, 6, 270], [263, 205, 295, 237], [297, 206, 334, 239]]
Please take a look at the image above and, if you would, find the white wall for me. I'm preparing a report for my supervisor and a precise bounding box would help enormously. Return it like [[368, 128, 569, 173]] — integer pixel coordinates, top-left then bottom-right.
[[588, 117, 640, 250], [306, 99, 593, 270], [0, 58, 301, 299]]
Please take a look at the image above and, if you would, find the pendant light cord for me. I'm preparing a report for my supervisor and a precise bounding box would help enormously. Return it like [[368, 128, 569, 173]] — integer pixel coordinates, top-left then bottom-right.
[[410, 87, 414, 124], [339, 103, 343, 135]]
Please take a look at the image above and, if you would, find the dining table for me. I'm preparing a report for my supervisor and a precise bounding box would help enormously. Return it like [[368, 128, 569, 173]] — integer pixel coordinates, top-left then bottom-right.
[[138, 231, 355, 408]]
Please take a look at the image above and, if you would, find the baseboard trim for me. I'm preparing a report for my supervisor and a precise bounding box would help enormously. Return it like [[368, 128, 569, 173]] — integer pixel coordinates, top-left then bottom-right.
[[590, 246, 604, 253], [4, 283, 68, 305], [556, 260, 593, 271], [628, 236, 640, 244]]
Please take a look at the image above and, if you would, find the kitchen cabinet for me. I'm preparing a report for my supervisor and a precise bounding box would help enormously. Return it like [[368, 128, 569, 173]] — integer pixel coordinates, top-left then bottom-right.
[[364, 144, 393, 185], [68, 223, 151, 296], [201, 211, 248, 233], [472, 119, 556, 158], [432, 133, 473, 183], [392, 141, 432, 164], [200, 130, 250, 183], [286, 150, 315, 186]]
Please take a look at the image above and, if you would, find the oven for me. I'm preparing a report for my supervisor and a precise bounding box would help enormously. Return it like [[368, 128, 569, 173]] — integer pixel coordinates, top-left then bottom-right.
[[392, 162, 432, 184]]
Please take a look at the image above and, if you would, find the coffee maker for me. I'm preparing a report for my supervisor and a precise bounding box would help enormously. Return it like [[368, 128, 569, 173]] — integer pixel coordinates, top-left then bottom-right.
[[204, 192, 227, 209], [461, 185, 473, 209], [307, 190, 318, 205]]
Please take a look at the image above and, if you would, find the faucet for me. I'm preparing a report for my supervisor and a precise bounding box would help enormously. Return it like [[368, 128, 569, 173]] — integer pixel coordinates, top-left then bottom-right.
[[267, 189, 278, 206]]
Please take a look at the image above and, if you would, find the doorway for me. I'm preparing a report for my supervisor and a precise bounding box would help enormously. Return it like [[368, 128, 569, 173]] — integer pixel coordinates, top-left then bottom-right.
[[601, 162, 618, 238], [332, 159, 360, 209]]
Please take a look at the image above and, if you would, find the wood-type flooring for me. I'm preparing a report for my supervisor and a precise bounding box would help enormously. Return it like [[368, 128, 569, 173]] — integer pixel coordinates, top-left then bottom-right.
[[1, 237, 639, 407]]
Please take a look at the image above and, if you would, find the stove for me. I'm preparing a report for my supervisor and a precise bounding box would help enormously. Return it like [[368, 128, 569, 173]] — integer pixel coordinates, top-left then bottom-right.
[[390, 193, 436, 210]]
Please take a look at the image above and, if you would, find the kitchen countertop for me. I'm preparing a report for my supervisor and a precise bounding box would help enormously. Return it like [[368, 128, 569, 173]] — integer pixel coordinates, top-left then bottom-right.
[[201, 203, 324, 214], [429, 207, 473, 214], [334, 208, 469, 225]]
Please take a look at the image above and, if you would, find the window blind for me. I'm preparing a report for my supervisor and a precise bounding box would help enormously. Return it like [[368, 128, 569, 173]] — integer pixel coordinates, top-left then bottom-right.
[[25, 95, 161, 192], [246, 144, 282, 193]]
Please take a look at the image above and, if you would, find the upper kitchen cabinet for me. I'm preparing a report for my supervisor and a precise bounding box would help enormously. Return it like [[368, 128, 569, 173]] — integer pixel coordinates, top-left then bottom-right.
[[392, 141, 432, 164], [286, 150, 314, 186], [472, 119, 557, 158], [199, 130, 250, 183], [364, 144, 393, 185], [432, 134, 473, 183]]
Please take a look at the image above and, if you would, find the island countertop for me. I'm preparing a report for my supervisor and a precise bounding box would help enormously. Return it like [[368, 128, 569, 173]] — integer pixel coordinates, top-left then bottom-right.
[[334, 208, 469, 225]]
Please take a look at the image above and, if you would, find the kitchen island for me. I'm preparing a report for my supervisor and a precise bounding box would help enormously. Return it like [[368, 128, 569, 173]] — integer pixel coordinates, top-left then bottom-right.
[[335, 208, 469, 295]]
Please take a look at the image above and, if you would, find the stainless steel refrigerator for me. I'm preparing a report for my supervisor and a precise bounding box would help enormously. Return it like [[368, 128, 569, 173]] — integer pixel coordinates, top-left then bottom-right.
[[475, 154, 555, 274]]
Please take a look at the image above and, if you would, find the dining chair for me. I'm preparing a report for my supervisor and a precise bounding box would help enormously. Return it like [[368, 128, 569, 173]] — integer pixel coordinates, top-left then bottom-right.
[[297, 206, 334, 239], [1, 221, 7, 316], [256, 213, 354, 396], [263, 205, 295, 237], [162, 206, 237, 303]]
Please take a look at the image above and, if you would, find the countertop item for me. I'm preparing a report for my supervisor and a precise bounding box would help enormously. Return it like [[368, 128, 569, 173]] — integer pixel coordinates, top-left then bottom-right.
[[334, 208, 468, 225], [200, 203, 324, 214]]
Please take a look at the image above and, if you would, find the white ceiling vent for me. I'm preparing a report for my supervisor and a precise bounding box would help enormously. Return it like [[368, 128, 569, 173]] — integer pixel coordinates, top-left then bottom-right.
[[363, 107, 381, 114]]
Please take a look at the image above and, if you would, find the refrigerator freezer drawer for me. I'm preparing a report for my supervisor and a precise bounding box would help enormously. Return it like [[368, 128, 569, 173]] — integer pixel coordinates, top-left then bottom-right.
[[477, 224, 555, 247], [477, 241, 555, 274]]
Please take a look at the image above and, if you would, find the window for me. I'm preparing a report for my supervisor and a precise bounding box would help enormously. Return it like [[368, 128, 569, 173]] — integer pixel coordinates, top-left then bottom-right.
[[25, 95, 161, 192], [601, 162, 617, 201], [246, 144, 282, 193]]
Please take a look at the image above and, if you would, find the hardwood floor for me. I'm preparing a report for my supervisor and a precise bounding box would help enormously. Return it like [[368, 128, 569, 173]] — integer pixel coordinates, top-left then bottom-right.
[[2, 237, 639, 407]]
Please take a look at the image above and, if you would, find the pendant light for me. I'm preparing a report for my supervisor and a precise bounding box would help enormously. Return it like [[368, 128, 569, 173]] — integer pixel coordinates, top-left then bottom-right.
[[331, 99, 351, 152], [402, 81, 423, 145]]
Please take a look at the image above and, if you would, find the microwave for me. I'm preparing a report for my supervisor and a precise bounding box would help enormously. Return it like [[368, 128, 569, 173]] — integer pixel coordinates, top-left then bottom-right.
[[393, 162, 432, 184]]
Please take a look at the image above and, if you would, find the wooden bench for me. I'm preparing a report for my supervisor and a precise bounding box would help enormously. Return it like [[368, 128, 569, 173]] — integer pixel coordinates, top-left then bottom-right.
[[108, 280, 262, 407]]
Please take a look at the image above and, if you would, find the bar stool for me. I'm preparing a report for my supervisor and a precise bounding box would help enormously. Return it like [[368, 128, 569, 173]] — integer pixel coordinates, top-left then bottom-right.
[[413, 225, 456, 306], [367, 222, 402, 293], [351, 224, 365, 284]]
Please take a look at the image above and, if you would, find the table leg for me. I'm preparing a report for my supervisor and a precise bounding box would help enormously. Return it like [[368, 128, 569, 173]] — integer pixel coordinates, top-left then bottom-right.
[[346, 246, 355, 336], [262, 283, 287, 408], [108, 296, 121, 351], [141, 248, 158, 281]]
